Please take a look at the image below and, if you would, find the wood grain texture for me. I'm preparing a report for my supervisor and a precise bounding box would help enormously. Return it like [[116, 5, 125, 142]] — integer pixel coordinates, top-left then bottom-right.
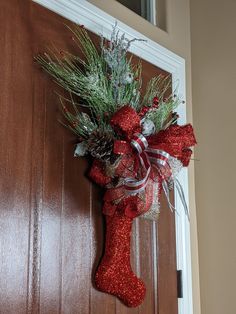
[[0, 1, 177, 313]]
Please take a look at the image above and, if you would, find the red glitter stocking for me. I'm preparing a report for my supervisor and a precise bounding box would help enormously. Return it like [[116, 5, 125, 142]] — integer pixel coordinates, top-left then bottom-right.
[[95, 210, 146, 307]]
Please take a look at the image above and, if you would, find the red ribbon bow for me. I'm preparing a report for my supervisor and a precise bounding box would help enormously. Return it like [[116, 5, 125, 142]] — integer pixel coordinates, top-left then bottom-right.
[[113, 132, 171, 195], [111, 105, 196, 161], [90, 105, 196, 218], [111, 105, 196, 195]]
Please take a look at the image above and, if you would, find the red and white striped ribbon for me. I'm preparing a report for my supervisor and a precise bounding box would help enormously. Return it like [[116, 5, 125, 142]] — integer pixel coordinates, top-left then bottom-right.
[[124, 133, 170, 195], [123, 132, 189, 219]]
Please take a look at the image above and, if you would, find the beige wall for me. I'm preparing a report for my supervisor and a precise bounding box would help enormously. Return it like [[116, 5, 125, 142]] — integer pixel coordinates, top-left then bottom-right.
[[190, 0, 236, 313], [88, 1, 201, 313]]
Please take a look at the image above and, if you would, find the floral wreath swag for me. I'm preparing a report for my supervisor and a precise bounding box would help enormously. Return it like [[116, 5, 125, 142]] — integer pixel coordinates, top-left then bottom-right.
[[36, 24, 196, 308]]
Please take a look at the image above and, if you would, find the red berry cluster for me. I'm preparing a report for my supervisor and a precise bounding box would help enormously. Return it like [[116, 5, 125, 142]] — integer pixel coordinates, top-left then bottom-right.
[[139, 96, 160, 118], [152, 96, 159, 107]]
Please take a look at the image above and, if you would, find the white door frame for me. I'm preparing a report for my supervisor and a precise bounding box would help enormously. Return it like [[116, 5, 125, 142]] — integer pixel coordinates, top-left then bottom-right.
[[33, 1, 193, 313]]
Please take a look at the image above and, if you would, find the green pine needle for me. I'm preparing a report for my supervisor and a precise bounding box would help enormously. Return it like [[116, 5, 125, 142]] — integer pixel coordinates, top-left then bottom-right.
[[35, 24, 180, 140]]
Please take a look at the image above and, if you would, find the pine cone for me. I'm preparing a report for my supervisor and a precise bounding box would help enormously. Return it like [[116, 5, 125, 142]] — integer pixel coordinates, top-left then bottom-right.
[[87, 130, 115, 162]]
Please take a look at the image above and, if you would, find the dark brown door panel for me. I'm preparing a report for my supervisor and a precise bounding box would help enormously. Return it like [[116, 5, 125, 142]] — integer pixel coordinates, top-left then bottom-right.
[[0, 1, 177, 313]]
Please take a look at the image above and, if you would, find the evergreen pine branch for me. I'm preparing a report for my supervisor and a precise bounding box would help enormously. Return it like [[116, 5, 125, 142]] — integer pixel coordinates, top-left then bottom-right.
[[36, 50, 113, 125], [66, 24, 101, 67], [146, 97, 180, 132], [36, 23, 181, 138], [58, 95, 98, 138], [141, 74, 172, 108]]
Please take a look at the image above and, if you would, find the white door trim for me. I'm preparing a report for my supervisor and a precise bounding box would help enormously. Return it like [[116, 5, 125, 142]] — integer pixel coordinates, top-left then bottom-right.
[[33, 1, 193, 313]]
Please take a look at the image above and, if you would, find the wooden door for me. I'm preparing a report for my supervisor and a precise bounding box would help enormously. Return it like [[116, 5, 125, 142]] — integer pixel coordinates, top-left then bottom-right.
[[0, 1, 178, 313]]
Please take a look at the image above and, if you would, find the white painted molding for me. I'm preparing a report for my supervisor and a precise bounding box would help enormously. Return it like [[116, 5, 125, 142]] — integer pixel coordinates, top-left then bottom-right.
[[33, 1, 193, 313]]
